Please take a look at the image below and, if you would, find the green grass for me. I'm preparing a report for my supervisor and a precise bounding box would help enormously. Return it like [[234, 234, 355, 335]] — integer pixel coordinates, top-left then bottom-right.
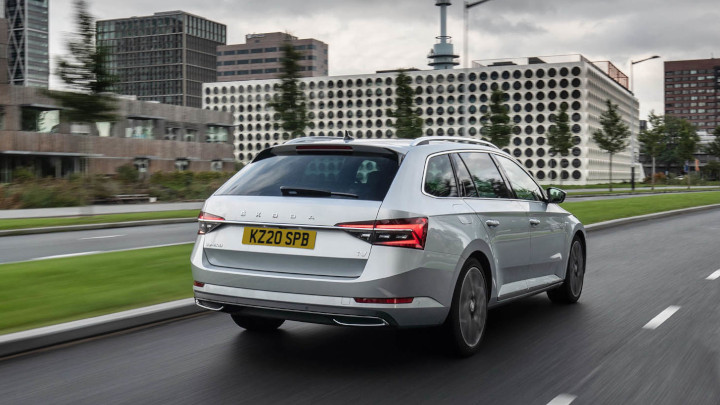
[[0, 244, 194, 335], [549, 182, 720, 190], [561, 191, 720, 224], [0, 210, 198, 231]]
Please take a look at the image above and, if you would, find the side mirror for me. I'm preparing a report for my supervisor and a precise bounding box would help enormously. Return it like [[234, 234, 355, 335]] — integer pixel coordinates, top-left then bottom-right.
[[546, 187, 566, 204]]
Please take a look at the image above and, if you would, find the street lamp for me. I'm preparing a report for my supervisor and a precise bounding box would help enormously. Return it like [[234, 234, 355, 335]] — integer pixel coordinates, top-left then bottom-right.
[[629, 55, 660, 190], [463, 0, 493, 139]]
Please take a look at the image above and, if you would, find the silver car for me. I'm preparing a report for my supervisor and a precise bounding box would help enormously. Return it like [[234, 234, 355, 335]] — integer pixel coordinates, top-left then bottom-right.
[[191, 136, 586, 356]]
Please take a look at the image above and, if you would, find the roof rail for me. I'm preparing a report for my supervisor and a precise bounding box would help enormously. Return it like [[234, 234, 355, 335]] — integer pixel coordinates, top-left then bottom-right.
[[284, 136, 345, 145], [410, 136, 500, 149]]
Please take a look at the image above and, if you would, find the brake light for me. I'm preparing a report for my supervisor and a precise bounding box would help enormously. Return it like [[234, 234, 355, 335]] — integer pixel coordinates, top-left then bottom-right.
[[193, 280, 205, 287], [198, 211, 225, 235], [337, 217, 428, 249], [296, 145, 352, 151], [354, 297, 414, 304]]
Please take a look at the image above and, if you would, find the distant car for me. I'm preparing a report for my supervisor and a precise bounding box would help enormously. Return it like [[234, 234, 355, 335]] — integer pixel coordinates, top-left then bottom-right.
[[191, 136, 586, 356]]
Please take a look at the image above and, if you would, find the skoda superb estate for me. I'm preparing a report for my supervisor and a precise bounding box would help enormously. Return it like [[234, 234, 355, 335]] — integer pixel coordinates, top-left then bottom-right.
[[191, 136, 586, 356]]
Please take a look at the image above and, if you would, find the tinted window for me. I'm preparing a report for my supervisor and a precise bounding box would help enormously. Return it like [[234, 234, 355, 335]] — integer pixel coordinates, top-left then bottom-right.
[[450, 154, 478, 197], [218, 154, 398, 201], [459, 153, 511, 199], [495, 156, 544, 201], [424, 155, 458, 197]]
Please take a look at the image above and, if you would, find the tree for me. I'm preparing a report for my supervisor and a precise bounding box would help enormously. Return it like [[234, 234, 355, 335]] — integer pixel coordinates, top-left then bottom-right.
[[591, 99, 630, 191], [705, 126, 720, 160], [268, 40, 308, 139], [547, 102, 573, 183], [386, 71, 423, 139], [638, 112, 665, 190], [659, 116, 699, 188], [481, 89, 511, 148], [48, 0, 117, 124]]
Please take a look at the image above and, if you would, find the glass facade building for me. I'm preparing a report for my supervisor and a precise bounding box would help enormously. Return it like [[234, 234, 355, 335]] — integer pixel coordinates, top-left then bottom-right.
[[97, 11, 226, 108], [4, 0, 49, 87]]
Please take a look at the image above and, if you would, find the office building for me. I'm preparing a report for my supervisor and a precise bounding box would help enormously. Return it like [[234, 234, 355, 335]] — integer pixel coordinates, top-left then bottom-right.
[[216, 32, 328, 82], [664, 58, 720, 142], [4, 0, 49, 87], [97, 11, 226, 108], [203, 54, 639, 185], [0, 84, 235, 181]]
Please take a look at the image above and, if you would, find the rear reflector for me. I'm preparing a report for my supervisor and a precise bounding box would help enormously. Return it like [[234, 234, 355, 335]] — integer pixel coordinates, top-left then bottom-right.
[[198, 212, 225, 235], [193, 281, 205, 287], [337, 217, 428, 249], [354, 297, 414, 304]]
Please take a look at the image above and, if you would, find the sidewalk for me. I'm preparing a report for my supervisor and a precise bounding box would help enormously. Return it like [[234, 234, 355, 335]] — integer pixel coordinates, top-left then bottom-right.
[[566, 185, 719, 193], [0, 202, 204, 219]]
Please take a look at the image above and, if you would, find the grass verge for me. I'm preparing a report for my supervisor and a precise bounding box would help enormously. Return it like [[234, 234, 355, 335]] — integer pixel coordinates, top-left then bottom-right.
[[0, 210, 198, 231], [0, 244, 193, 335], [561, 191, 720, 224]]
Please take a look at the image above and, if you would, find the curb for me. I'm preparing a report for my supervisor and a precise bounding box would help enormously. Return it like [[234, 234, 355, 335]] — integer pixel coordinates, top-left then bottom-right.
[[567, 189, 720, 199], [2, 203, 720, 358], [0, 218, 197, 237], [0, 299, 204, 358], [583, 203, 720, 232]]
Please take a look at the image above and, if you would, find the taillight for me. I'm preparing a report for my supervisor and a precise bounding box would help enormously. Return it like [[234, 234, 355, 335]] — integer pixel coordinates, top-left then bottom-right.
[[198, 211, 225, 235], [336, 217, 428, 249]]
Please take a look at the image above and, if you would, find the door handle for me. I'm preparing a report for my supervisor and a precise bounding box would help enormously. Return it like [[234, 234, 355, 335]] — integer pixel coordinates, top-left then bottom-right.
[[529, 218, 540, 227], [485, 219, 500, 228]]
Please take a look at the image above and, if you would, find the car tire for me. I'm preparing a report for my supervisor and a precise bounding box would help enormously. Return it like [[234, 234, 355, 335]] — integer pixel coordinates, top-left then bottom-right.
[[445, 258, 488, 357], [548, 237, 585, 304], [231, 314, 285, 331]]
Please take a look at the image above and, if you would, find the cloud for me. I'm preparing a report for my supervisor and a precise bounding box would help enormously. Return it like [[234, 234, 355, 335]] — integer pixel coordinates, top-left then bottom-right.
[[48, 0, 720, 121]]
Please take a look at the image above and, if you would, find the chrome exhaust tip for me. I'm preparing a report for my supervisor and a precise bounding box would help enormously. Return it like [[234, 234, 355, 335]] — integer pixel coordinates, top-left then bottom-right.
[[331, 316, 389, 327], [195, 299, 224, 311]]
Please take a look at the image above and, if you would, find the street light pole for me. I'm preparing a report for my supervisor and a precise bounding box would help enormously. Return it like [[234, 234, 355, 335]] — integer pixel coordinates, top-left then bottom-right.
[[629, 55, 660, 190], [463, 0, 493, 138]]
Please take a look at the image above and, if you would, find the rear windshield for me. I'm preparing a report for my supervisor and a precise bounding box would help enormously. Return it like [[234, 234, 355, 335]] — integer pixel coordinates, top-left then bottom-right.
[[218, 153, 399, 201]]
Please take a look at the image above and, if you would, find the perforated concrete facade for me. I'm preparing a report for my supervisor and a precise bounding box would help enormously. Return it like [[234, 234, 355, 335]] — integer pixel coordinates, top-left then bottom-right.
[[203, 57, 639, 185]]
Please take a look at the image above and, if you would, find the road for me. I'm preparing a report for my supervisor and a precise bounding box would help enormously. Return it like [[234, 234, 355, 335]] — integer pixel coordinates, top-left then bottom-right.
[[0, 223, 198, 264], [1, 209, 720, 404]]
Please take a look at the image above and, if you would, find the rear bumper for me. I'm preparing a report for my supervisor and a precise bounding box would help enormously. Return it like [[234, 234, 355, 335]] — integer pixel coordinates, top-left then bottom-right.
[[193, 284, 448, 328]]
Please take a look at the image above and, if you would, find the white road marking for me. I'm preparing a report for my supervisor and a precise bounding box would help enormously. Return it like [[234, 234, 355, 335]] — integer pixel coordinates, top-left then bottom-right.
[[706, 269, 720, 280], [547, 393, 577, 405], [31, 251, 102, 261], [643, 306, 681, 330], [80, 234, 125, 240]]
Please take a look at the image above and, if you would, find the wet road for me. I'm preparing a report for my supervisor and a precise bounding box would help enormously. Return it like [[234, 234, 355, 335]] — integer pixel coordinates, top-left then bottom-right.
[[1, 209, 719, 404]]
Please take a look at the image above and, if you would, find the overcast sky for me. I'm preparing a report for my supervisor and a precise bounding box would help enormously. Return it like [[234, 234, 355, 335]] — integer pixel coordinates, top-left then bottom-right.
[[49, 0, 720, 120]]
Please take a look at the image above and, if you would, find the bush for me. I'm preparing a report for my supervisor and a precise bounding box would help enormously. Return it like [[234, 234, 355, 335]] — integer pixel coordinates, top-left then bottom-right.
[[18, 179, 90, 208], [116, 164, 139, 184]]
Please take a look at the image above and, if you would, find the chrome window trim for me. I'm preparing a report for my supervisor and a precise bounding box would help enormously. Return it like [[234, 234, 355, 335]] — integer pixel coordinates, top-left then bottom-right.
[[422, 148, 542, 202]]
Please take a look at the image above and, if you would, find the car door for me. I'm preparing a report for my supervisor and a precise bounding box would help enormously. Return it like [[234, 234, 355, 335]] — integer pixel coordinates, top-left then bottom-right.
[[494, 155, 567, 291], [456, 152, 531, 301]]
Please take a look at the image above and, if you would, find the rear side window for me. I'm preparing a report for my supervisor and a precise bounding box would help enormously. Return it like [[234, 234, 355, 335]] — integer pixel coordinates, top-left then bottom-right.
[[459, 153, 511, 199], [218, 153, 399, 201], [450, 154, 478, 197], [424, 154, 458, 197]]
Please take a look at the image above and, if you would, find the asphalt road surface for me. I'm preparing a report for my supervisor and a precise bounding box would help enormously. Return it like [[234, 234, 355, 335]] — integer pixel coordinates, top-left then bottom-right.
[[1, 209, 720, 404], [0, 223, 198, 264]]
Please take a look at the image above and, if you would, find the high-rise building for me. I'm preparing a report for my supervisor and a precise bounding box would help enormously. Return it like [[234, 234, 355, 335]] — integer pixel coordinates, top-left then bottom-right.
[[97, 11, 226, 108], [664, 58, 720, 140], [216, 32, 328, 82], [4, 0, 49, 87], [203, 54, 639, 185]]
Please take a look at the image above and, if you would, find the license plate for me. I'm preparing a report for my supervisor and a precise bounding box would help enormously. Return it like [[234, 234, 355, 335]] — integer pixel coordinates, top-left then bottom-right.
[[242, 227, 316, 249]]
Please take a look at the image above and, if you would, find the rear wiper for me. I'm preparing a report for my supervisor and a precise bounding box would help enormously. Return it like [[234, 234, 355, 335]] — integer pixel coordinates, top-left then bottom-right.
[[280, 187, 358, 199]]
